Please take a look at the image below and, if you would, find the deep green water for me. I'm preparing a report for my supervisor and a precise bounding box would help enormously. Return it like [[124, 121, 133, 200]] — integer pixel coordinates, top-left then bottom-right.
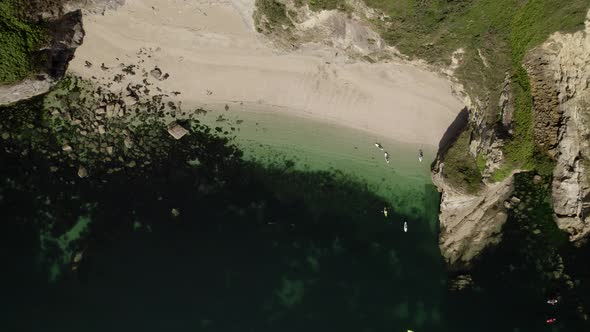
[[1, 103, 589, 331]]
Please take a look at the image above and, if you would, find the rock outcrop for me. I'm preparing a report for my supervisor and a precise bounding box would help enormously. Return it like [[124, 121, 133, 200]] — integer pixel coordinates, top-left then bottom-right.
[[432, 160, 515, 270], [525, 12, 590, 242], [0, 9, 84, 105], [254, 0, 402, 61]]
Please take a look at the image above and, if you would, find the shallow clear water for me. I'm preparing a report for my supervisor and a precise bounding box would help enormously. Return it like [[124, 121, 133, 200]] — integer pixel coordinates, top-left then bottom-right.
[[201, 109, 437, 221]]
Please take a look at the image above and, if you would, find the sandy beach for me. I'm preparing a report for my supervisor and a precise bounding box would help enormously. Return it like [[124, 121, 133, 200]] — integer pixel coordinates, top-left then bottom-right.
[[68, 0, 464, 147]]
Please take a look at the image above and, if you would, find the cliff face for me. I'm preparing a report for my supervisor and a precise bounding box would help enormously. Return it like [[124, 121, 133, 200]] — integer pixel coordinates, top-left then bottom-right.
[[0, 9, 84, 105], [525, 14, 590, 242]]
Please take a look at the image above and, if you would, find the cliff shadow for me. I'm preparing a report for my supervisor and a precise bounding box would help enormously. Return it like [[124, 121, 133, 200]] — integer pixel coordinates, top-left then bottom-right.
[[433, 107, 469, 165]]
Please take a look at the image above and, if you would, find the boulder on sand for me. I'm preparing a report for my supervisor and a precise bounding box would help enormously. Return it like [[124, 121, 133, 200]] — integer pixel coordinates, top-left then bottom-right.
[[150, 67, 162, 80]]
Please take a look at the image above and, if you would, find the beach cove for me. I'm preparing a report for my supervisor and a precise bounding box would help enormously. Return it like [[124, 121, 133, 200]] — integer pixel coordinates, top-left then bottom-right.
[[0, 0, 481, 331]]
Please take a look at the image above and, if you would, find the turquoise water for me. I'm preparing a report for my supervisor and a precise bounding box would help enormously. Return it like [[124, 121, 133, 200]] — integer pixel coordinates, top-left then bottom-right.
[[199, 109, 438, 221]]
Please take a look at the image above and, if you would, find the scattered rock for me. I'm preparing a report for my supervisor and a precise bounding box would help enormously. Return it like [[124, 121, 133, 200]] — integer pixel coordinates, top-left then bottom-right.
[[171, 208, 180, 217], [123, 94, 137, 106], [124, 136, 134, 149], [106, 146, 114, 155], [106, 103, 115, 115], [98, 125, 106, 135], [62, 144, 73, 152], [84, 61, 92, 68], [533, 229, 542, 235], [95, 106, 106, 115], [2, 132, 10, 140], [167, 121, 189, 140], [533, 175, 542, 184]]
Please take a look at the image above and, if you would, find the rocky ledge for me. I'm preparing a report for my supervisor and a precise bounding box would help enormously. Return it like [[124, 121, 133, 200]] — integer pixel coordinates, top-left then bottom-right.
[[432, 159, 515, 271]]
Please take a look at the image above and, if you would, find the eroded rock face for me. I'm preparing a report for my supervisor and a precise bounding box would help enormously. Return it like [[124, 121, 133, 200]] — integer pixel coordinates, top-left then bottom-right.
[[432, 160, 515, 271], [525, 11, 590, 242], [525, 48, 564, 158]]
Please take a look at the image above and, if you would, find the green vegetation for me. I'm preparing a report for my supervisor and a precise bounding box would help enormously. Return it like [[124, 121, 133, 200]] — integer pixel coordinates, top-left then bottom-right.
[[489, 163, 512, 183], [303, 0, 349, 12], [442, 130, 482, 194], [0, 0, 45, 84], [254, 0, 293, 33]]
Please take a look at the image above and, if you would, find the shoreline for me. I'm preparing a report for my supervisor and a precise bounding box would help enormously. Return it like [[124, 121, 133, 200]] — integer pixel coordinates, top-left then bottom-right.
[[67, 0, 465, 148]]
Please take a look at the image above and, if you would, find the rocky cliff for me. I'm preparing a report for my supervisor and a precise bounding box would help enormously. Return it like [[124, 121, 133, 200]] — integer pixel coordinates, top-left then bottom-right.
[[525, 13, 590, 243], [434, 10, 590, 269]]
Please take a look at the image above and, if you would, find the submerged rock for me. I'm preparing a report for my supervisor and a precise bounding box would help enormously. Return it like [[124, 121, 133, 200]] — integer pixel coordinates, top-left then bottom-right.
[[449, 274, 474, 291], [77, 165, 88, 178]]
